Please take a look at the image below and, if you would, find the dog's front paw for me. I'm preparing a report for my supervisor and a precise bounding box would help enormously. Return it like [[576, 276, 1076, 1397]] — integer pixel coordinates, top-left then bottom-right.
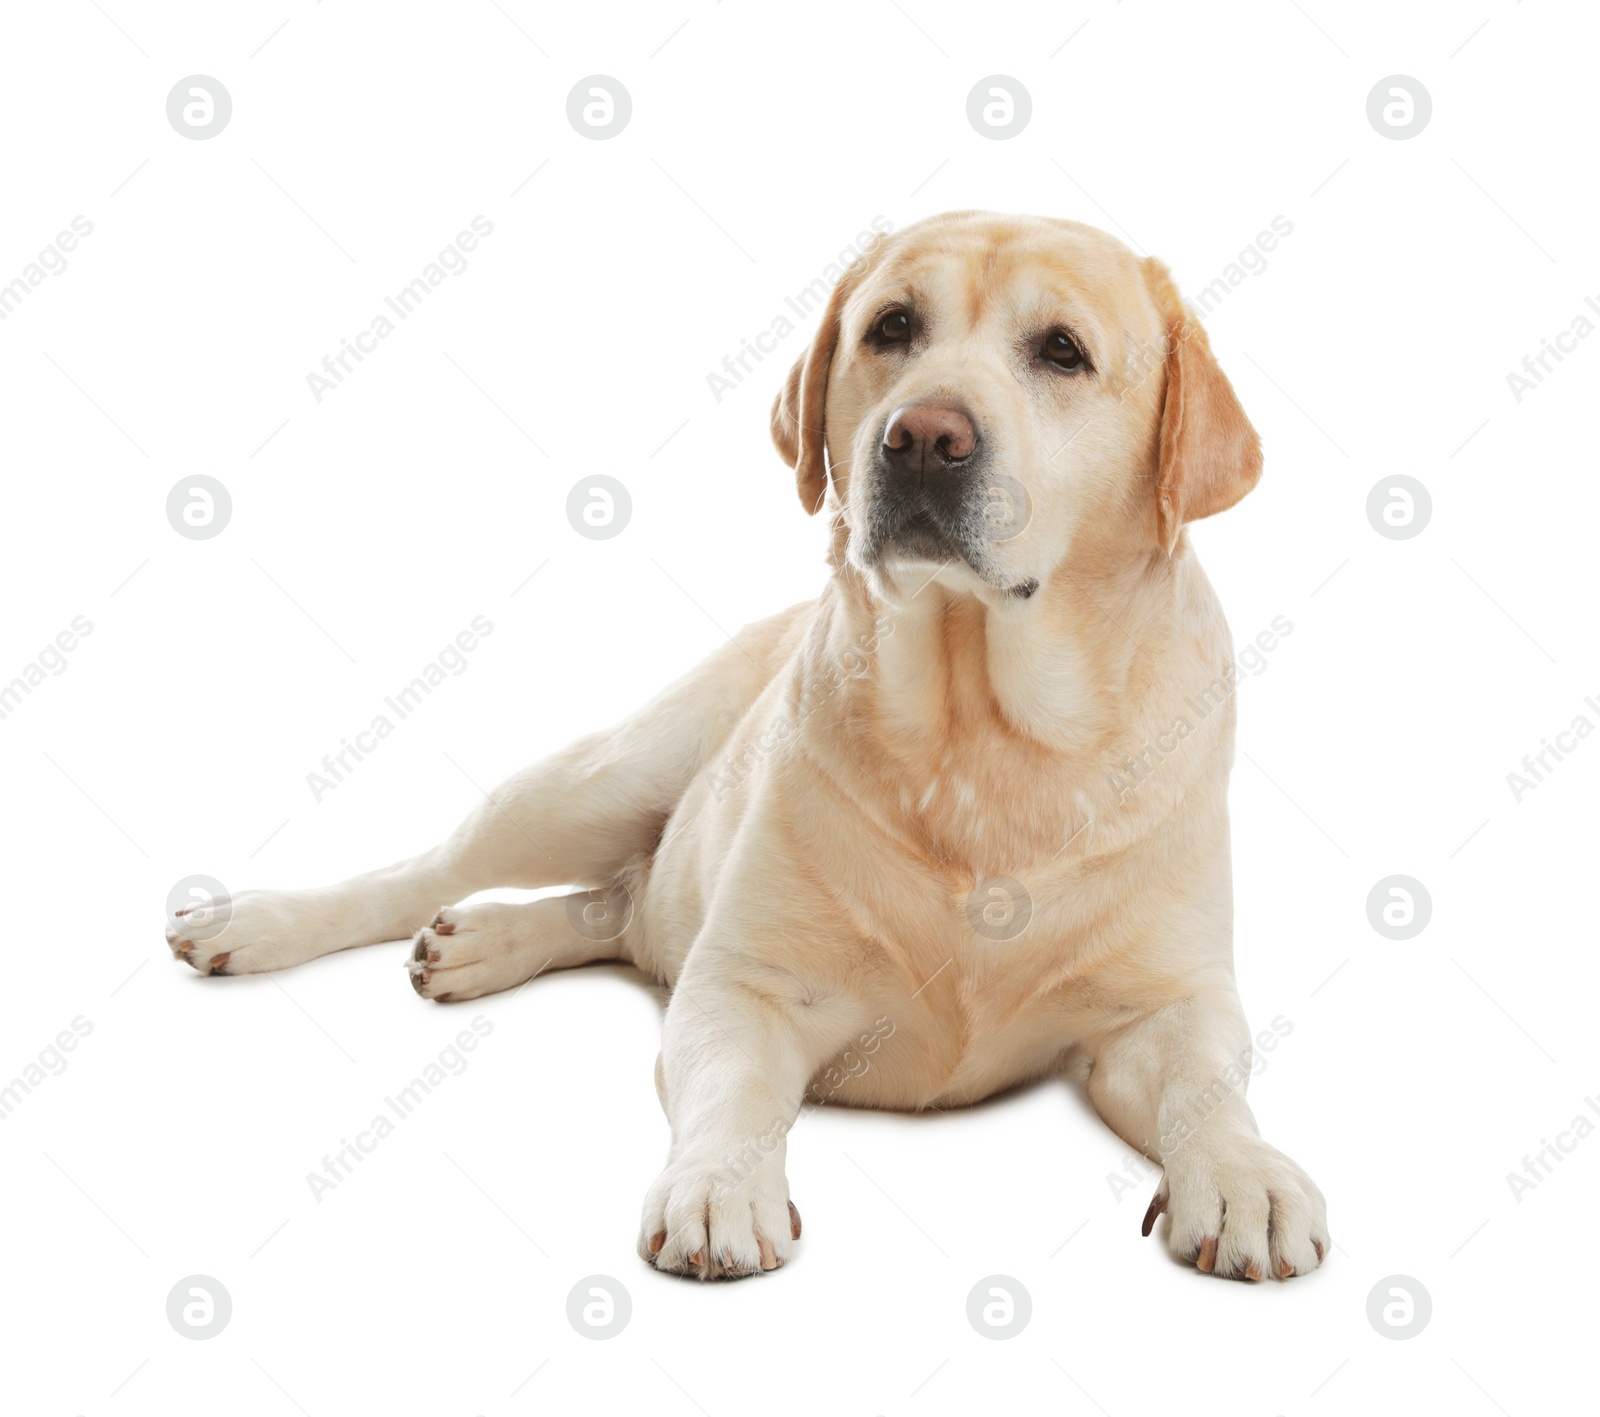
[[1144, 1134, 1329, 1281], [637, 1151, 801, 1280], [407, 904, 545, 1002], [163, 890, 299, 976]]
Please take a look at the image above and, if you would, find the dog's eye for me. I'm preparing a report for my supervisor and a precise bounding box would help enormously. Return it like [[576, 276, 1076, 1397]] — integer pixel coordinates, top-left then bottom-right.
[[1042, 330, 1088, 370], [869, 309, 913, 346]]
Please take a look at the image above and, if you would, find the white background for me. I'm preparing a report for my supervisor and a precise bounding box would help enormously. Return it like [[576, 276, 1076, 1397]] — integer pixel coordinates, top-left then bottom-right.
[[2, 1, 1595, 1413]]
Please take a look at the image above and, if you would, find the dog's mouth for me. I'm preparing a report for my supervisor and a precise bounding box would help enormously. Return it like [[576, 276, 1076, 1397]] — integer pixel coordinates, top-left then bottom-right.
[[881, 507, 956, 562], [862, 478, 1036, 597]]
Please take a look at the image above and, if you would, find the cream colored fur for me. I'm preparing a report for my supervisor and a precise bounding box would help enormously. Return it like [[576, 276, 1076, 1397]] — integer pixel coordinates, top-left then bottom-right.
[[166, 212, 1328, 1283]]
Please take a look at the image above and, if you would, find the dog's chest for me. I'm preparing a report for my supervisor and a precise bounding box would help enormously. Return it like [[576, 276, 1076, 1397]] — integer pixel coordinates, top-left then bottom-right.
[[829, 937, 1096, 1110], [877, 731, 1103, 877], [836, 860, 1113, 1102]]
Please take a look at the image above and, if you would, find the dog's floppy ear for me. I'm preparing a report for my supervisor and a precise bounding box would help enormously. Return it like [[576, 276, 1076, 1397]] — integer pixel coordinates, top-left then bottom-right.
[[771, 270, 856, 516], [1143, 258, 1262, 554]]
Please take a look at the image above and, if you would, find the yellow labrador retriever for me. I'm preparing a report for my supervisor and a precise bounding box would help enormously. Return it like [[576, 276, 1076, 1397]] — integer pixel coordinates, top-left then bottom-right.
[[166, 211, 1329, 1282]]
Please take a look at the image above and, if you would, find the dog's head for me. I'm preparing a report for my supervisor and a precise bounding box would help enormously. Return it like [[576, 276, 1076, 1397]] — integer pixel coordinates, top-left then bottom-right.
[[771, 212, 1261, 601]]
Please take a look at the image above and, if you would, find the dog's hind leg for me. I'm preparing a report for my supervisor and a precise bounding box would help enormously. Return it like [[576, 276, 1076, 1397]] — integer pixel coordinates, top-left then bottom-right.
[[165, 607, 804, 978]]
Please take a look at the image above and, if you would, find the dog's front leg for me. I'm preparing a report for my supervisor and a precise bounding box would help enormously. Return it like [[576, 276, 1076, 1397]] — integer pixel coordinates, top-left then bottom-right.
[[1087, 990, 1330, 1281], [639, 939, 868, 1280]]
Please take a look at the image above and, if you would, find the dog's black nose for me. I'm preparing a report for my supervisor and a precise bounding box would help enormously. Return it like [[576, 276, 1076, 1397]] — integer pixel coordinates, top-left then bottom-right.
[[882, 403, 978, 474]]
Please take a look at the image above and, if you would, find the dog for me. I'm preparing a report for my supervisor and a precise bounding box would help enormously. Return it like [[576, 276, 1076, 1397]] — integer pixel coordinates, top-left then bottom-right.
[[166, 210, 1329, 1282]]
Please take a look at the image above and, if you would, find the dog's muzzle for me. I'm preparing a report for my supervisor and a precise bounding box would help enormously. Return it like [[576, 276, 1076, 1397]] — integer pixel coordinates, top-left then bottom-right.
[[863, 403, 1032, 595]]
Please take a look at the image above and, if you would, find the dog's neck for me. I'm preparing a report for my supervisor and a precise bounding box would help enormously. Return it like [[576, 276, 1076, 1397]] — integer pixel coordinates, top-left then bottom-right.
[[799, 544, 1222, 872], [839, 548, 1180, 750]]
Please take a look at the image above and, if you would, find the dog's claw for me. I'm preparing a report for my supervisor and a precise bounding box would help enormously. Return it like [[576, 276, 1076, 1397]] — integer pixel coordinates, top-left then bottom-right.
[[1141, 1185, 1167, 1237], [788, 1199, 802, 1240], [1196, 1237, 1218, 1273]]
